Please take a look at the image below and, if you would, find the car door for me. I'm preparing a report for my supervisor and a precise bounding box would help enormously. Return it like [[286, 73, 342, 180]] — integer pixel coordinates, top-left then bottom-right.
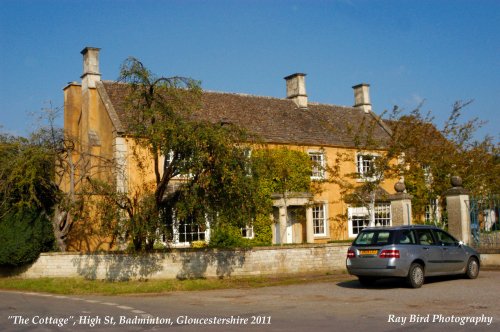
[[433, 229, 467, 273], [415, 229, 442, 274]]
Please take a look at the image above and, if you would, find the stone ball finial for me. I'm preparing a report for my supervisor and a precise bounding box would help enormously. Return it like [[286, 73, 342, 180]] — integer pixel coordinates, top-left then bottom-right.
[[451, 175, 463, 188], [394, 181, 406, 193]]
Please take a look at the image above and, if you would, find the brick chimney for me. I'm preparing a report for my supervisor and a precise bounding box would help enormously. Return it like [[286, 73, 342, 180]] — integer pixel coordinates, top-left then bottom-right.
[[352, 83, 372, 113], [284, 73, 307, 109], [81, 47, 101, 90]]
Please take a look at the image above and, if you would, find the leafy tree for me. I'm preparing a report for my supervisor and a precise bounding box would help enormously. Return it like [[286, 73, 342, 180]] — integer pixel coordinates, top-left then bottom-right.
[[251, 148, 314, 209], [86, 58, 263, 251], [0, 127, 59, 265], [386, 101, 499, 221], [251, 148, 314, 244], [253, 149, 313, 191], [325, 115, 393, 229], [323, 100, 498, 227], [0, 135, 59, 215], [208, 148, 314, 248]]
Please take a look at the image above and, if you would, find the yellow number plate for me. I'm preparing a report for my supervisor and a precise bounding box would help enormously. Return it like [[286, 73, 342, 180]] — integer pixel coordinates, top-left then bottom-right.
[[359, 250, 378, 255]]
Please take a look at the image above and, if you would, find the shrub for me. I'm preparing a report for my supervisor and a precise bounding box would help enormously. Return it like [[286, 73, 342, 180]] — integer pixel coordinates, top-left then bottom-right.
[[0, 207, 55, 266], [208, 225, 250, 248], [248, 214, 273, 246]]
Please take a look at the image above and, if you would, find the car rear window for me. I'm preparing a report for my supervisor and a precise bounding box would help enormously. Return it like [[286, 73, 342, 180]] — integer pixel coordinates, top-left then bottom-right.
[[354, 230, 394, 246]]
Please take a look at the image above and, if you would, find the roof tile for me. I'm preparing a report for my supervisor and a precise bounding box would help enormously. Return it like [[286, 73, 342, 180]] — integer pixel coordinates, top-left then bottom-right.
[[100, 81, 391, 148]]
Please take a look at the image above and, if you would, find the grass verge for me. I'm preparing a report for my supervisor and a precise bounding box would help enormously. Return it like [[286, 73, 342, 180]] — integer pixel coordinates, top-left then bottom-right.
[[0, 272, 351, 296]]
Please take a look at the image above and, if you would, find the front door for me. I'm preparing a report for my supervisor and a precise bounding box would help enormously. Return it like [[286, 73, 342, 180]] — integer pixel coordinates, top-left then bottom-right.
[[287, 206, 305, 243]]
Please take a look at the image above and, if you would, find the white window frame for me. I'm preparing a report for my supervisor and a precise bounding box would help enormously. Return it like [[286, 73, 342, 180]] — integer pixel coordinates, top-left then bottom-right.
[[243, 147, 252, 176], [159, 211, 210, 248], [309, 151, 326, 180], [356, 153, 379, 182], [422, 164, 433, 185], [176, 221, 206, 246], [374, 203, 391, 227], [348, 206, 370, 238], [348, 203, 392, 238], [163, 150, 193, 179], [312, 203, 327, 237], [241, 225, 254, 239], [425, 198, 440, 224]]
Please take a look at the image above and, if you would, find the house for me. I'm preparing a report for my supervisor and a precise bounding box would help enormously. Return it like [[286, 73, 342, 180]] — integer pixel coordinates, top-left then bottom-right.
[[62, 47, 408, 251]]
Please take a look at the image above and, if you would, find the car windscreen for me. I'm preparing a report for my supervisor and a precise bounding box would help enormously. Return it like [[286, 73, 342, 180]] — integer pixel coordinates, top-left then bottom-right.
[[353, 230, 394, 246]]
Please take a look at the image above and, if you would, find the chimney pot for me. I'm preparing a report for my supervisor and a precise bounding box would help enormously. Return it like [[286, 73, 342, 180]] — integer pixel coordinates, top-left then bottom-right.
[[284, 73, 308, 108], [352, 83, 372, 113]]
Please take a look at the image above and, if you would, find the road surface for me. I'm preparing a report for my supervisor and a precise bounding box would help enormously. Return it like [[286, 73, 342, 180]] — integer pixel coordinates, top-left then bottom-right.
[[1, 271, 499, 331]]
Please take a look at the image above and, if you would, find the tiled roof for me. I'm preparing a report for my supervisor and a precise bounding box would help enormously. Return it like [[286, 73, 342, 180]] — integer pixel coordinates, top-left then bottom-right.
[[99, 81, 392, 148]]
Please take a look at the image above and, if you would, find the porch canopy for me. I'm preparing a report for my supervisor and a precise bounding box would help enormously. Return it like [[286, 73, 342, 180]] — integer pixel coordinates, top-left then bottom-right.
[[271, 192, 314, 244]]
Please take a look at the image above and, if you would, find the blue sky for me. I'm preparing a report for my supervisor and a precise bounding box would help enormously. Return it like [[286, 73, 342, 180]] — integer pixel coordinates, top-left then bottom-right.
[[1, 0, 499, 141]]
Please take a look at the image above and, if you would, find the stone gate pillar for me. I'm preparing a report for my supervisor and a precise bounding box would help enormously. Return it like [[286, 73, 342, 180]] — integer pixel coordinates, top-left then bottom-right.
[[390, 181, 413, 226], [445, 176, 471, 244]]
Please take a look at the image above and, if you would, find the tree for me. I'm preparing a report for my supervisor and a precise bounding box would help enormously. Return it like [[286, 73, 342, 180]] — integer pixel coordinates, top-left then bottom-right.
[[86, 58, 264, 251], [386, 101, 499, 222], [325, 114, 393, 229], [253, 148, 315, 244], [0, 127, 59, 265], [16, 105, 116, 252], [208, 148, 315, 247], [0, 133, 60, 215], [1, 105, 119, 254], [323, 100, 499, 228]]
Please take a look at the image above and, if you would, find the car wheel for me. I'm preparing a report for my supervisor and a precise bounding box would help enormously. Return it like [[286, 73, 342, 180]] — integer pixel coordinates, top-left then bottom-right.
[[358, 276, 377, 286], [407, 263, 424, 288], [465, 257, 479, 279]]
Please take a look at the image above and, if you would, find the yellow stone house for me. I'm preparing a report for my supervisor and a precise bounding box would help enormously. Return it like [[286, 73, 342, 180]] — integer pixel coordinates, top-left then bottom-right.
[[62, 47, 409, 250]]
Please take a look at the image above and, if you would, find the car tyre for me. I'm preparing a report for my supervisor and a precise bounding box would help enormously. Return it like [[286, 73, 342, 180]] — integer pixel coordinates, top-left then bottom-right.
[[465, 257, 479, 279], [358, 276, 377, 287], [407, 263, 424, 288]]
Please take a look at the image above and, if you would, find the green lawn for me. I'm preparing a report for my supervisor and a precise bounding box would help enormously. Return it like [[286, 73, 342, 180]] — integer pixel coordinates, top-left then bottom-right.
[[0, 272, 351, 296]]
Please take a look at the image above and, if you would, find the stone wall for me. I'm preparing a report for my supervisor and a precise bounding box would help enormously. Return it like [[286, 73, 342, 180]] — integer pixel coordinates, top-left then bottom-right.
[[1, 244, 351, 281]]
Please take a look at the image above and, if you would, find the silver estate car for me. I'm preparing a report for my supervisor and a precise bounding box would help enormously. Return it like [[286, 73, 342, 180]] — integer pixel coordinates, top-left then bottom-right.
[[346, 225, 480, 288]]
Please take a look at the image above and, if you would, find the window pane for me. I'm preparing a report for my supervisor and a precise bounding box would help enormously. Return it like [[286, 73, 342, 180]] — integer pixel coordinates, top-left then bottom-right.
[[417, 229, 435, 245], [435, 230, 456, 246], [357, 154, 377, 179], [313, 204, 326, 235], [375, 231, 391, 245], [397, 230, 416, 244], [354, 232, 374, 245], [241, 225, 254, 239], [352, 215, 368, 235], [374, 203, 391, 227], [309, 152, 325, 179], [354, 230, 394, 246]]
